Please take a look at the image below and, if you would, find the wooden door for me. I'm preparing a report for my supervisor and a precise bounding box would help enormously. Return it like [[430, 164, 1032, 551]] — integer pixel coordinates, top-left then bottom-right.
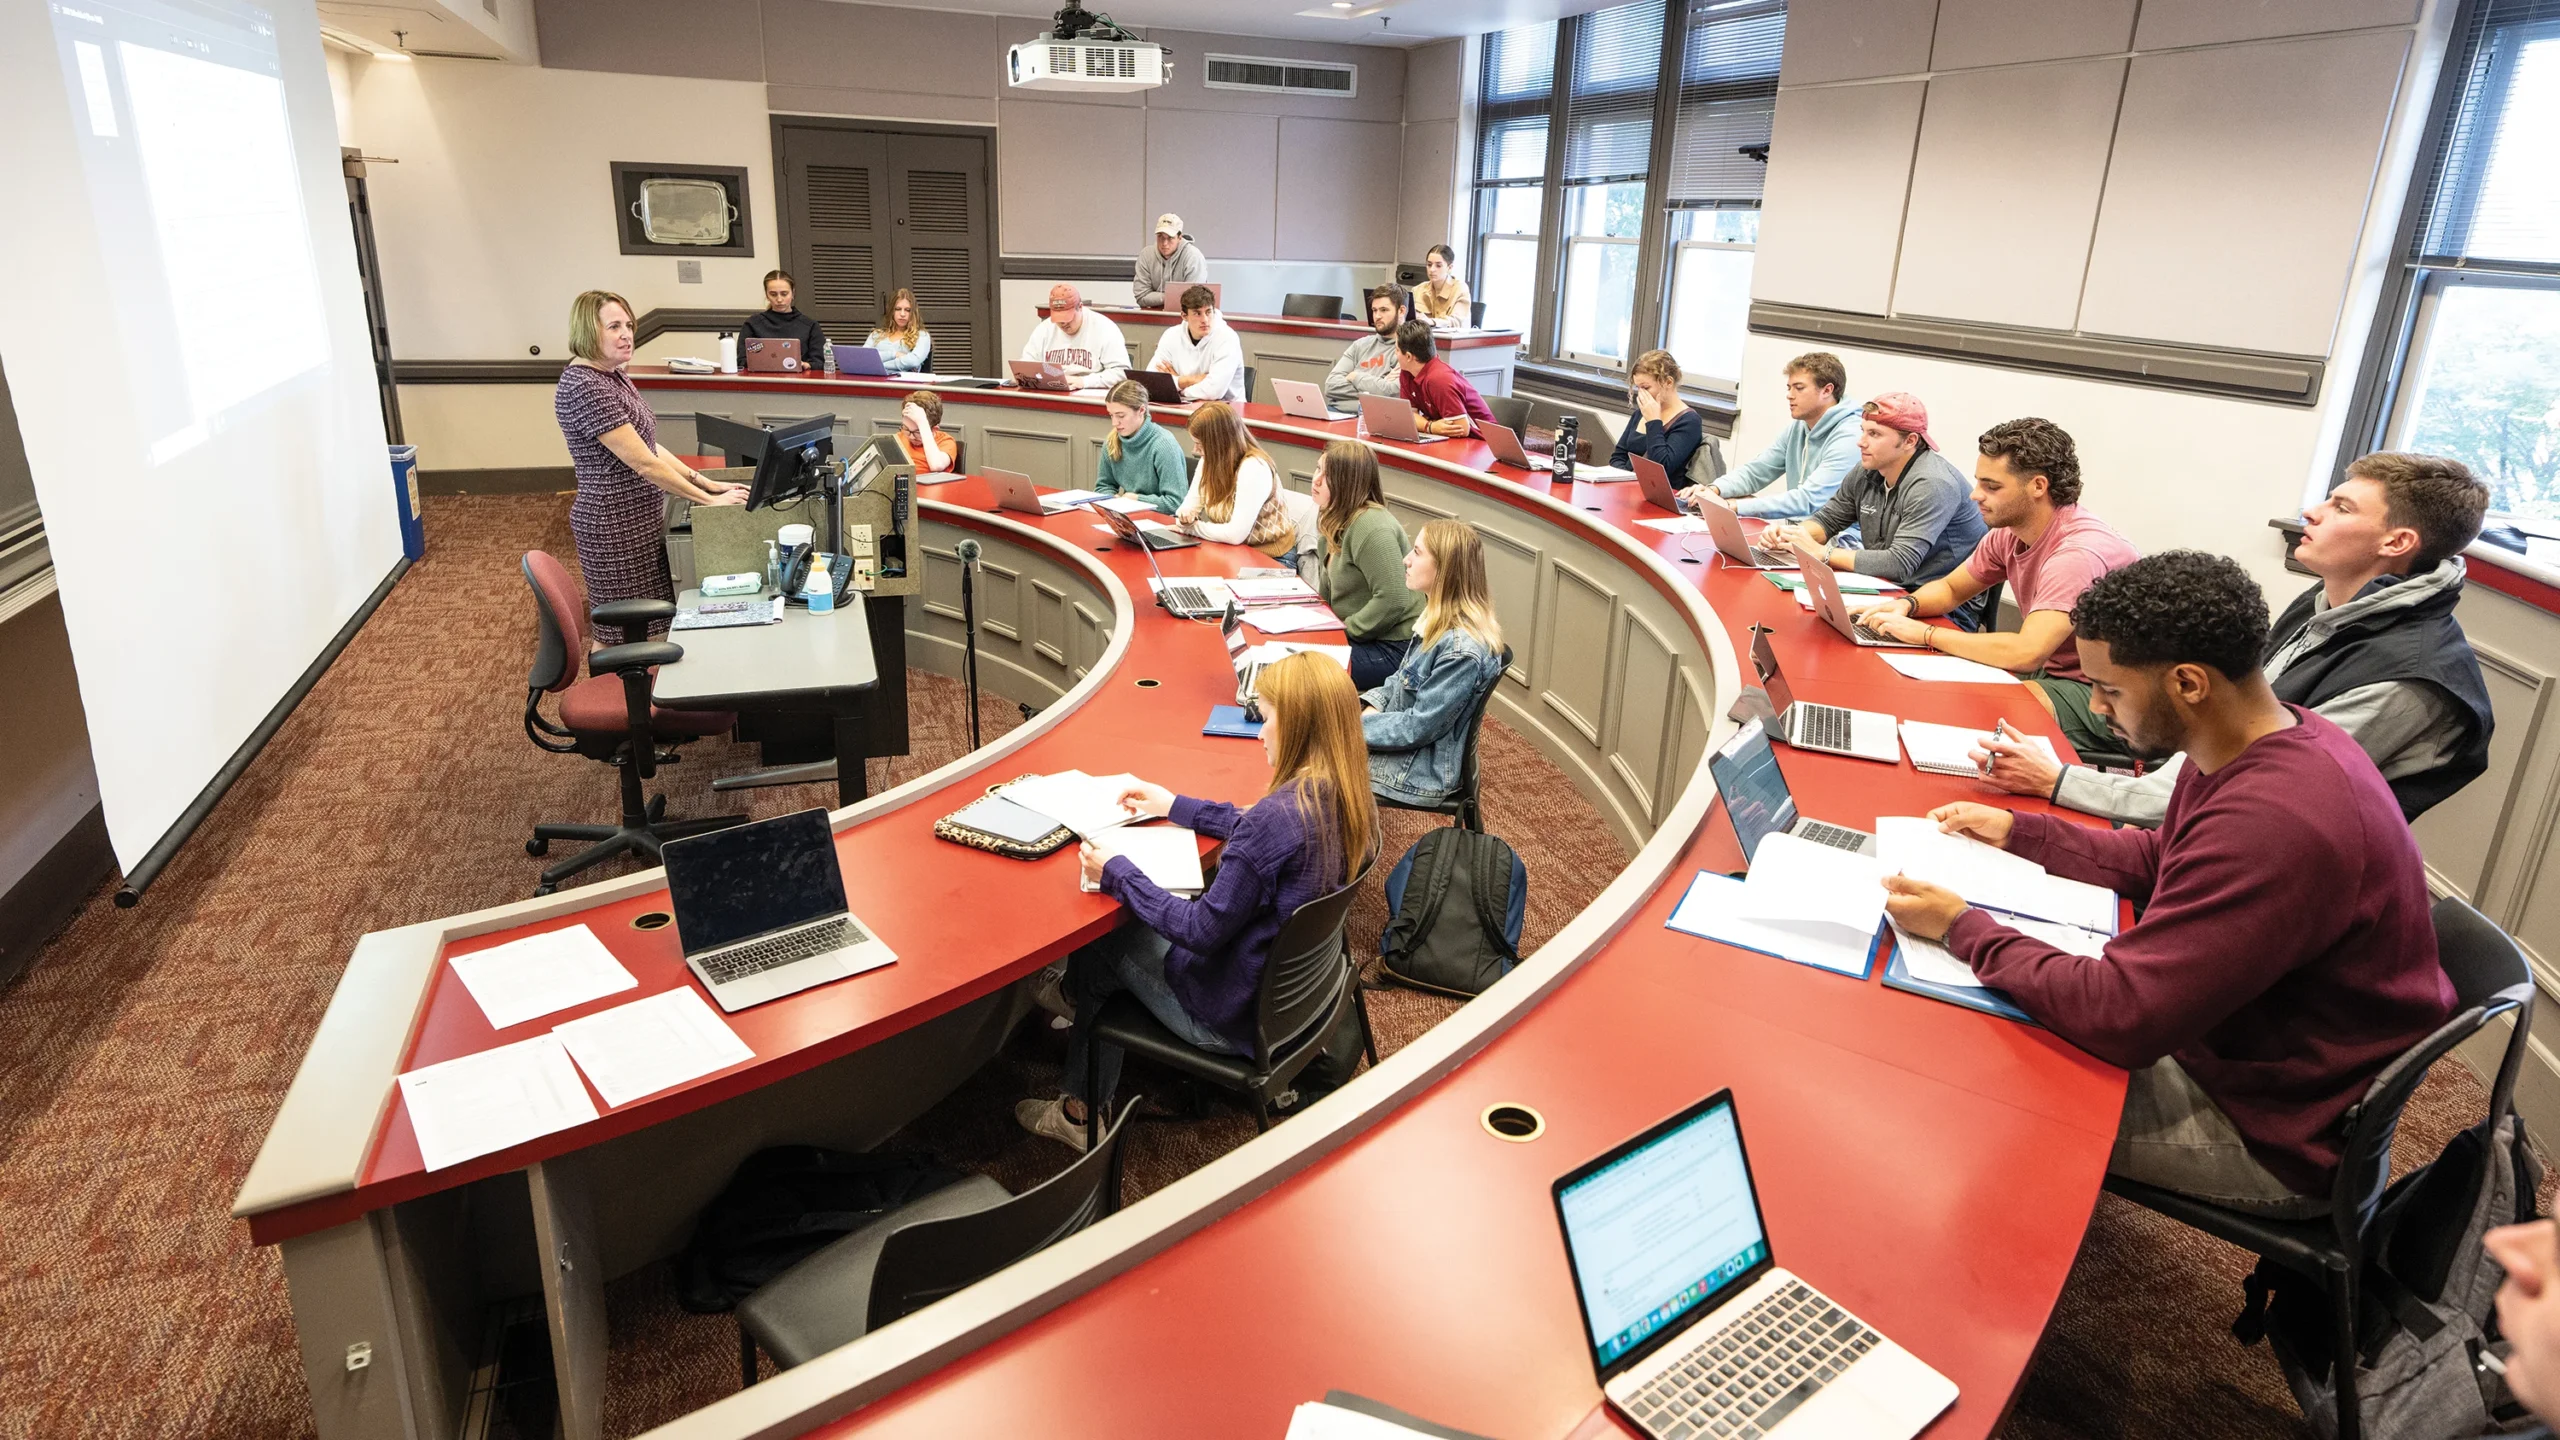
[[777, 126, 891, 350], [776, 121, 995, 377], [885, 134, 994, 377]]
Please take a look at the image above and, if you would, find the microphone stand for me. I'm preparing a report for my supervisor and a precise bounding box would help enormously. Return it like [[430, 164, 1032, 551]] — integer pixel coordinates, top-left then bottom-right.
[[956, 538, 983, 751]]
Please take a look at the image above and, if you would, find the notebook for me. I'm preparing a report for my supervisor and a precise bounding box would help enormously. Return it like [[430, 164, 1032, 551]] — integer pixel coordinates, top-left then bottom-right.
[[1081, 825, 1204, 894], [1897, 720, 2059, 778]]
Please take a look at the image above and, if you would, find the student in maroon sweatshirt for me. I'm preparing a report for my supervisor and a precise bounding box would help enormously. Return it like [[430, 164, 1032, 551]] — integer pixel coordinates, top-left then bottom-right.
[[1883, 551, 2453, 1216]]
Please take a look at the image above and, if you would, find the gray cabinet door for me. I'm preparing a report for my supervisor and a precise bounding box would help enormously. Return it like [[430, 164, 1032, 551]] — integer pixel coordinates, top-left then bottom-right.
[[777, 122, 996, 379]]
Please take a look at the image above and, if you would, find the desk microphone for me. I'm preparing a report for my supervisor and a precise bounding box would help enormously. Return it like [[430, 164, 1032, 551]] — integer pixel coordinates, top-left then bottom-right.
[[954, 537, 982, 566], [955, 538, 984, 750]]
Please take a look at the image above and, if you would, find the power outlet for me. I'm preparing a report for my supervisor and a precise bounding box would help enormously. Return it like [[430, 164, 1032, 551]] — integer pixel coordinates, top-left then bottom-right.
[[676, 260, 702, 284]]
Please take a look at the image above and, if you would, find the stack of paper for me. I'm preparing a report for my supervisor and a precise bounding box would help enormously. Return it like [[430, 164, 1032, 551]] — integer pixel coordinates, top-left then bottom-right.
[[551, 988, 755, 1108], [447, 924, 638, 1031], [1037, 488, 1109, 512], [1879, 653, 2020, 685], [1875, 817, 2119, 932], [1227, 575, 1321, 605], [1898, 720, 2057, 777], [1093, 494, 1156, 514], [1893, 915, 2109, 991], [1664, 833, 1885, 976], [1244, 604, 1344, 635], [1082, 825, 1205, 894], [1000, 770, 1147, 837], [1571, 463, 1638, 482], [397, 1035, 600, 1171], [1635, 516, 1713, 534]]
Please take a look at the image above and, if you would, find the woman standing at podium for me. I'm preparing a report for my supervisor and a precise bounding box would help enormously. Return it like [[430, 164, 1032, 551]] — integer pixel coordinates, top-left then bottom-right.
[[553, 289, 746, 642]]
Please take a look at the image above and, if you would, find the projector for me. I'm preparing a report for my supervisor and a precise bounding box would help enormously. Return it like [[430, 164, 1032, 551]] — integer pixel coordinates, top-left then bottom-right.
[[1007, 3, 1168, 93]]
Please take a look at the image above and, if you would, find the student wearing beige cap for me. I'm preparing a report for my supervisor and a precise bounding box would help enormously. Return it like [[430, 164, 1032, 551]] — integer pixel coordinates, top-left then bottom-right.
[[1135, 213, 1208, 308]]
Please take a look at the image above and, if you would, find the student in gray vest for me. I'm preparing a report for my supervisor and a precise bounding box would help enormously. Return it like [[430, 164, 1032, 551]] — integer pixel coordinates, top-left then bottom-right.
[[1763, 390, 1985, 603]]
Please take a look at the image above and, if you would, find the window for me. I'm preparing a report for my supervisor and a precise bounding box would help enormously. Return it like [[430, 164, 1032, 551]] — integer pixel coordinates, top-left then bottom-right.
[[1470, 20, 1555, 342], [2360, 2, 2560, 525], [1658, 0, 1781, 386]]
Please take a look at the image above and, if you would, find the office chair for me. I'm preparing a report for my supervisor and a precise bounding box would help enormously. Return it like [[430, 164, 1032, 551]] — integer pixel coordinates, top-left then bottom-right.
[[519, 552, 744, 894], [1082, 859, 1378, 1148], [735, 1098, 1139, 1385], [2100, 897, 2533, 1440], [1242, 365, 1258, 405], [1280, 292, 1342, 321], [1469, 300, 1487, 328], [1485, 394, 1532, 436], [1376, 647, 1512, 832]]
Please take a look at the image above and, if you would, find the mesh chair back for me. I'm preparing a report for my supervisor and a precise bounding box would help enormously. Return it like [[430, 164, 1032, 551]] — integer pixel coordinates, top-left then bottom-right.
[[1486, 395, 1532, 436], [522, 552, 592, 693], [863, 1097, 1141, 1333], [1250, 852, 1374, 1068], [1280, 293, 1343, 320]]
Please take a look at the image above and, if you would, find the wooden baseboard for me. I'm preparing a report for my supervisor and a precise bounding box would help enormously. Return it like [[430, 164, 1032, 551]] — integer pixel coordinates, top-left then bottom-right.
[[0, 803, 111, 990], [418, 467, 576, 496]]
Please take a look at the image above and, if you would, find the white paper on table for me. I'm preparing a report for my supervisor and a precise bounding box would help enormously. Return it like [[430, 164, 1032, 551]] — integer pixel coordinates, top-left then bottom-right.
[[1083, 824, 1204, 894], [1875, 817, 2119, 933], [552, 988, 755, 1109], [1730, 831, 1888, 940], [1895, 915, 2109, 991], [447, 924, 639, 1031], [1242, 641, 1352, 669], [1826, 571, 1900, 594], [1898, 720, 2058, 775], [1001, 770, 1148, 838], [1572, 464, 1638, 482], [1245, 604, 1345, 635], [2529, 537, 2560, 567], [1038, 488, 1109, 512], [912, 472, 970, 486], [1636, 516, 1713, 534], [1668, 872, 1874, 976], [1227, 575, 1321, 604], [1285, 1401, 1453, 1440], [1094, 494, 1155, 514], [1879, 653, 2023, 685], [397, 1035, 600, 1171]]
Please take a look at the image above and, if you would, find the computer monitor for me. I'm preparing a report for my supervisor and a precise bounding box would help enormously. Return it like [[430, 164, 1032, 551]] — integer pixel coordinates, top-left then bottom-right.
[[691, 412, 838, 511]]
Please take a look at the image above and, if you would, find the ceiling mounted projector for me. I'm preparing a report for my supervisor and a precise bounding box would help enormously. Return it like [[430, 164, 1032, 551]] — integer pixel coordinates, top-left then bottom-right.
[[1007, 2, 1169, 93]]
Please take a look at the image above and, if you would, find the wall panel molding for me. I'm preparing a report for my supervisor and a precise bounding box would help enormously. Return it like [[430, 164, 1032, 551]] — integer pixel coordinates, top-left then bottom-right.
[[1746, 303, 2325, 405]]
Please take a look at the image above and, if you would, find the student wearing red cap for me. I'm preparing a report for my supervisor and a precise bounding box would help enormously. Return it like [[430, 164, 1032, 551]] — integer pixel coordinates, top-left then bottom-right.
[[1764, 392, 1987, 608]]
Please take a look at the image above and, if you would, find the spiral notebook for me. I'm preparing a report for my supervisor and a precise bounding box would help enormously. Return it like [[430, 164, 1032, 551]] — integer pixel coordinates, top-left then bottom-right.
[[1897, 720, 2057, 778]]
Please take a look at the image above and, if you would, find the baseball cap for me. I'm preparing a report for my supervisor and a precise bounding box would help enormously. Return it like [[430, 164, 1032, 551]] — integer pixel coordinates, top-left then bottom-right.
[[1860, 391, 1934, 449], [1155, 213, 1184, 237]]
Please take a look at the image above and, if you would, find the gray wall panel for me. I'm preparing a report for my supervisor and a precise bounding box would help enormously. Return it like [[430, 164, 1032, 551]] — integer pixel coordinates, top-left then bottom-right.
[[1275, 118, 1401, 263], [1404, 37, 1463, 123], [1929, 0, 2134, 70], [2134, 0, 2420, 50], [1750, 81, 1927, 315], [532, 0, 764, 80], [1777, 0, 1939, 84], [998, 100, 1147, 256], [1398, 119, 1460, 267], [761, 1, 996, 97], [1147, 111, 1281, 261]]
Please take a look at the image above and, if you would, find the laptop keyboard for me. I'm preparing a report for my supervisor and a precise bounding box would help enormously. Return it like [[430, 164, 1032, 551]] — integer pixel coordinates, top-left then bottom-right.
[[696, 917, 867, 985], [1791, 704, 1853, 753], [1795, 820, 1867, 853], [1628, 1280, 1878, 1440], [1162, 584, 1216, 614]]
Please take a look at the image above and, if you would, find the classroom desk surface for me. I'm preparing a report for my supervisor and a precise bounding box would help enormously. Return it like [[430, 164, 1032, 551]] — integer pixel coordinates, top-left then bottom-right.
[[1075, 305, 1526, 352]]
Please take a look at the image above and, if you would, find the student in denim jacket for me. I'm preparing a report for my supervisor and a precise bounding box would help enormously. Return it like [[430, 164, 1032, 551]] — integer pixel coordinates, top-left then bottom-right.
[[1362, 519, 1506, 807]]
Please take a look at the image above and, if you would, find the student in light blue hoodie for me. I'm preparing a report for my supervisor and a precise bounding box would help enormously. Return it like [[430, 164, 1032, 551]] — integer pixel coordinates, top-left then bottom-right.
[[1682, 350, 1860, 521]]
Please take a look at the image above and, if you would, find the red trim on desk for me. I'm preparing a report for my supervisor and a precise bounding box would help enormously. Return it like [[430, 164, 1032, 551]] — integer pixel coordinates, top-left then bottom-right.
[[2466, 544, 2560, 617], [1040, 306, 1524, 350]]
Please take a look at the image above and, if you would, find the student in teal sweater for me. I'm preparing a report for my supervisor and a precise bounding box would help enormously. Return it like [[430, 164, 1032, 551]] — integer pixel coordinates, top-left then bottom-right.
[[1092, 379, 1189, 513], [1311, 440, 1423, 690]]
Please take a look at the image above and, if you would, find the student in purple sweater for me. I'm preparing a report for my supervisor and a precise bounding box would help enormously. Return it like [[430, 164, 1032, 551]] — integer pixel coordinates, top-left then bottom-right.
[[1883, 551, 2453, 1216], [1018, 654, 1380, 1151]]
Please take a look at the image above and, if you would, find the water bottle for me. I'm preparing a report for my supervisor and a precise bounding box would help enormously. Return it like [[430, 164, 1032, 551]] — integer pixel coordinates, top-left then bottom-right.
[[1554, 415, 1579, 487], [764, 539, 780, 595], [822, 338, 837, 372], [806, 556, 835, 613]]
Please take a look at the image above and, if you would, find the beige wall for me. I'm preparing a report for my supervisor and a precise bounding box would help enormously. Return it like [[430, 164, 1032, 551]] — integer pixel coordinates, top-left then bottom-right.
[[0, 592, 100, 900]]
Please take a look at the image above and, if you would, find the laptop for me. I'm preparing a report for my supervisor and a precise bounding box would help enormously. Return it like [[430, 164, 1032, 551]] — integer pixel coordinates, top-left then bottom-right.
[[1709, 718, 1876, 861], [663, 808, 899, 1013], [1554, 1090, 1957, 1440], [1160, 282, 1222, 313], [1123, 367, 1184, 404], [1099, 501, 1201, 554], [1479, 421, 1553, 472], [1359, 394, 1445, 445], [1114, 513, 1225, 617], [1700, 501, 1796, 569], [1009, 359, 1072, 392], [1631, 454, 1690, 515], [1793, 546, 1923, 649], [1273, 378, 1355, 422], [832, 345, 892, 377], [1749, 628, 1900, 764], [741, 337, 804, 373], [981, 467, 1063, 517]]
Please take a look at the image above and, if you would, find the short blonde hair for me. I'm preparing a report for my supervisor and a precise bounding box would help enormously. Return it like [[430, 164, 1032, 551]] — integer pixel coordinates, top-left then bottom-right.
[[568, 289, 633, 364], [1631, 349, 1680, 386]]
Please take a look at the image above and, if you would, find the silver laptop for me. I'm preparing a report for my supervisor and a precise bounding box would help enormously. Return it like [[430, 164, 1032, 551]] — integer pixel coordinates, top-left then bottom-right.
[[1098, 501, 1199, 553], [1555, 1090, 1957, 1440], [1710, 719, 1875, 860], [1750, 628, 1900, 764], [1700, 500, 1796, 569], [1479, 421, 1554, 472], [1117, 513, 1225, 617], [981, 467, 1096, 517], [1272, 378, 1356, 421], [1359, 393, 1446, 444], [1793, 544, 1923, 649], [663, 808, 898, 1014], [1631, 454, 1690, 515]]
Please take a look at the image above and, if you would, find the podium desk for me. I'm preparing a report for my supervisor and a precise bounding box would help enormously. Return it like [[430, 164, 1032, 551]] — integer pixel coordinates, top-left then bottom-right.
[[656, 590, 880, 805]]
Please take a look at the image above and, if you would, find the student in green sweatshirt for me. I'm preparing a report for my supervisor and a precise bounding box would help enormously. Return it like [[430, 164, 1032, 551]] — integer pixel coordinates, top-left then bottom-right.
[[1312, 439, 1423, 690], [1092, 379, 1189, 514]]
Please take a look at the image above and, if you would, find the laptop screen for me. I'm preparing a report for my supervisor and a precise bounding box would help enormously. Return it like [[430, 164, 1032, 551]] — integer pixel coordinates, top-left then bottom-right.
[[663, 808, 846, 955], [1556, 1094, 1773, 1376], [1707, 720, 1799, 864], [1749, 628, 1795, 713]]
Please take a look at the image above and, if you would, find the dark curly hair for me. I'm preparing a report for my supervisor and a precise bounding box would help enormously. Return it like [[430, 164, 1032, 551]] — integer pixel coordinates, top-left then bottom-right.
[[2070, 551, 2269, 681], [1978, 417, 2083, 505]]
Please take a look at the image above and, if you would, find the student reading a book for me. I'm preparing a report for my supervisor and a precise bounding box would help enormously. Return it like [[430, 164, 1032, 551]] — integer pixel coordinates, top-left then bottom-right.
[[1363, 520, 1507, 808], [1881, 552, 2453, 1217], [1018, 653, 1378, 1151]]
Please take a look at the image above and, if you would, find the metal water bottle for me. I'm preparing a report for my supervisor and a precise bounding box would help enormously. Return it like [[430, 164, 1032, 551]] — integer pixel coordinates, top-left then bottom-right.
[[1554, 414, 1579, 486]]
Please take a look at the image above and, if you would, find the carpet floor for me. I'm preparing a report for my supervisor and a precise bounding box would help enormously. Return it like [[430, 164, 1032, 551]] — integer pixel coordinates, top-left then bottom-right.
[[0, 493, 2527, 1440]]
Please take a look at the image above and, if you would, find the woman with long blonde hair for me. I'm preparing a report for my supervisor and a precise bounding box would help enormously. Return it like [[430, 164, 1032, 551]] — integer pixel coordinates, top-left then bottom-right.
[[1018, 652, 1376, 1149], [863, 287, 931, 373], [1176, 401, 1297, 563], [1311, 440, 1421, 690], [1362, 519, 1507, 808]]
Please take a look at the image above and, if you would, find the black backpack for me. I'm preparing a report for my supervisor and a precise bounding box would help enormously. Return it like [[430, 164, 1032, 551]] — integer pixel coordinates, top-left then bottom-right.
[[1376, 827, 1527, 997], [674, 1146, 964, 1313]]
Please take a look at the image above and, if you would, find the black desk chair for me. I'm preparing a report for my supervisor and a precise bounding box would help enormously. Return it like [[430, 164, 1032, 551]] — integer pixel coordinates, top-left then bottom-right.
[[734, 1097, 1140, 1387], [1376, 647, 1511, 833], [1281, 292, 1342, 320], [2100, 896, 2534, 1440], [1243, 364, 1258, 405], [1469, 300, 1487, 327], [1485, 394, 1532, 437], [1082, 858, 1379, 1149], [519, 552, 743, 893]]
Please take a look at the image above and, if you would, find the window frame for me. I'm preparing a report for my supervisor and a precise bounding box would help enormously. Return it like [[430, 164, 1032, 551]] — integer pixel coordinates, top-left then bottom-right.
[[1660, 210, 1761, 391]]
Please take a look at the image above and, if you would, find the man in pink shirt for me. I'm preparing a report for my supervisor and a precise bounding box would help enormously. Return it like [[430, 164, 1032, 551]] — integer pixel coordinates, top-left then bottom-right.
[[1859, 417, 2139, 756]]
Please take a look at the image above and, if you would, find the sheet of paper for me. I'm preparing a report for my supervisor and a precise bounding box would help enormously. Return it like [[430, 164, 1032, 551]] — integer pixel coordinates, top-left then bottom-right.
[[552, 988, 755, 1109], [1571, 464, 1637, 482], [1245, 604, 1345, 635], [1897, 720, 2058, 774], [396, 1035, 600, 1171], [1285, 1402, 1454, 1440], [1038, 488, 1109, 511], [1667, 872, 1873, 976], [446, 924, 639, 1032], [1879, 652, 2023, 685], [1242, 641, 1352, 669], [1084, 824, 1205, 894], [2529, 536, 2560, 567], [1636, 516, 1712, 534], [1730, 831, 1888, 939], [1769, 570, 1898, 594], [1895, 915, 2109, 992], [1094, 494, 1155, 513], [1228, 575, 1321, 604], [1876, 817, 2119, 933], [1001, 770, 1147, 838]]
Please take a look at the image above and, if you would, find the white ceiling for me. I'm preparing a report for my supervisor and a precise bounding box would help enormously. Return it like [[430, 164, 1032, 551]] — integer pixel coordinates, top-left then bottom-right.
[[826, 0, 1622, 48]]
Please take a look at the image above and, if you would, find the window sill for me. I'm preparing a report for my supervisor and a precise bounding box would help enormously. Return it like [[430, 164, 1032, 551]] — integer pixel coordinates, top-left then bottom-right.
[[2270, 515, 2560, 617], [1514, 360, 1740, 431]]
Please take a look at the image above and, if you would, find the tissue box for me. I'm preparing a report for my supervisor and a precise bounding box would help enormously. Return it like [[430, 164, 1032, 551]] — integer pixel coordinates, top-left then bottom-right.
[[701, 572, 763, 597]]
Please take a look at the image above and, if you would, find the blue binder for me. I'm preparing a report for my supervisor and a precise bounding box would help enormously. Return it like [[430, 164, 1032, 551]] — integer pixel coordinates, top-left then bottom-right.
[[1880, 935, 2041, 1027]]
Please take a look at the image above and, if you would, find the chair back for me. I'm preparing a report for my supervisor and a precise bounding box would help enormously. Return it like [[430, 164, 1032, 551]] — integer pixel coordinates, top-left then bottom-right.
[[1280, 293, 1342, 321], [1250, 853, 1375, 1068], [863, 1097, 1141, 1333], [1485, 394, 1532, 436], [1453, 646, 1514, 808], [1243, 365, 1259, 405], [1688, 436, 1727, 486], [522, 552, 592, 693], [1469, 300, 1487, 327]]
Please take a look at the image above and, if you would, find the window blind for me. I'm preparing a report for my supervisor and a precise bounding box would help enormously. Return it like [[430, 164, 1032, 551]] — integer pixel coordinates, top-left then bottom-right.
[[1561, 0, 1668, 185], [1476, 20, 1558, 182], [1665, 0, 1784, 208], [2416, 0, 2560, 263]]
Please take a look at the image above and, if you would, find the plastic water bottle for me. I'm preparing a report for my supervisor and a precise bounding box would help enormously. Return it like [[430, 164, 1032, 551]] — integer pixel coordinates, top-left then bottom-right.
[[1554, 415, 1579, 487], [822, 338, 837, 373], [806, 556, 834, 613]]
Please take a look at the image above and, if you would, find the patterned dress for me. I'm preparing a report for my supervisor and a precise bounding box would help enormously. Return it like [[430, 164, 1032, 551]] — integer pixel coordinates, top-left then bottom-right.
[[554, 363, 674, 643]]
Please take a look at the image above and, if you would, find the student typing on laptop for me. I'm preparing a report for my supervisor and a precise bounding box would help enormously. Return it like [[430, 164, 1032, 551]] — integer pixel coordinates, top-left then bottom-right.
[[1609, 350, 1705, 482], [1018, 654, 1377, 1150], [1394, 321, 1494, 439], [1881, 554, 2456, 1217], [1091, 380, 1189, 513], [1363, 520, 1507, 808], [1323, 285, 1413, 412], [1174, 402, 1299, 564], [1760, 392, 1986, 606], [741, 270, 829, 365], [1018, 284, 1130, 388], [1686, 351, 1859, 520]]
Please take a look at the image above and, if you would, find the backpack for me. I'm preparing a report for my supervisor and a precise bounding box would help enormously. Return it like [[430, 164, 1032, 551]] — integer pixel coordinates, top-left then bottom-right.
[[674, 1146, 964, 1313], [1376, 827, 1527, 997], [2234, 1111, 2543, 1439]]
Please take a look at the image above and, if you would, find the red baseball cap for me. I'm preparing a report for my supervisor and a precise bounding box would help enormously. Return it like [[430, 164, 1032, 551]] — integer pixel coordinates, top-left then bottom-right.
[[1860, 391, 1933, 449]]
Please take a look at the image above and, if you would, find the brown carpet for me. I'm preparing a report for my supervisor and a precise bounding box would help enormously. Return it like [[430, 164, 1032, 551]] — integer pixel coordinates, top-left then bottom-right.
[[0, 493, 2528, 1440]]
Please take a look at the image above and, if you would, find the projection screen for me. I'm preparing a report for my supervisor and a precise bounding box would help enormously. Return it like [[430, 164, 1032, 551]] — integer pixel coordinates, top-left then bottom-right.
[[0, 0, 401, 880]]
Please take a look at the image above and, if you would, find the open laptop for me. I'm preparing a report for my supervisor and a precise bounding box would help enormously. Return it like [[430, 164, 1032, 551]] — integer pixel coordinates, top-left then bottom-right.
[[1099, 501, 1202, 554], [1160, 282, 1221, 313], [1273, 378, 1355, 422], [1700, 501, 1796, 569], [1479, 421, 1553, 472], [663, 808, 898, 1013], [1710, 718, 1876, 860], [1112, 513, 1225, 617], [1008, 359, 1072, 392], [1631, 454, 1691, 514], [1554, 1090, 1957, 1440], [1793, 545, 1923, 649], [981, 467, 1079, 517], [1750, 628, 1900, 764], [831, 345, 892, 377], [741, 337, 804, 373], [1122, 368, 1184, 404], [1358, 394, 1446, 444]]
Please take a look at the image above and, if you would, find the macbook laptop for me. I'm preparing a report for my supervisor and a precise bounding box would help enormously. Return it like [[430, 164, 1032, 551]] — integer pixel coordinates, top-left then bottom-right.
[[1099, 501, 1201, 554], [1700, 501, 1796, 569], [1009, 359, 1072, 392], [1273, 378, 1356, 422], [1112, 512, 1224, 617], [1160, 282, 1221, 313], [1710, 718, 1876, 861], [1554, 1090, 1957, 1440], [1750, 627, 1900, 764], [663, 808, 898, 1013], [1479, 421, 1553, 472], [981, 467, 1069, 517], [1631, 454, 1691, 515], [741, 337, 804, 373], [1123, 368, 1184, 404], [1358, 394, 1446, 444], [832, 345, 892, 377], [1793, 545, 1923, 649]]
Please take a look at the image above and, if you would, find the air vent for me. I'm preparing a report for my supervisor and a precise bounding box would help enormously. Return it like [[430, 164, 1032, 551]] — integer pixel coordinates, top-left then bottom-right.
[[1203, 53, 1358, 98]]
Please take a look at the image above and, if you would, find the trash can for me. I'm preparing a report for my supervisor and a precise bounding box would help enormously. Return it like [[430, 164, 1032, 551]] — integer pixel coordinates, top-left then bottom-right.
[[388, 444, 424, 560]]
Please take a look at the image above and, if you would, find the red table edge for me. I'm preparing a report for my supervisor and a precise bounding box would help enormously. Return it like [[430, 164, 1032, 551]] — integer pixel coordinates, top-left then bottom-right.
[[2466, 541, 2560, 617], [1047, 305, 1525, 350]]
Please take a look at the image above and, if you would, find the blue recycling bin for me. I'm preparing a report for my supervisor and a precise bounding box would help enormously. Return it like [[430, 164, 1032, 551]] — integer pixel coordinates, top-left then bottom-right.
[[388, 444, 424, 559]]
